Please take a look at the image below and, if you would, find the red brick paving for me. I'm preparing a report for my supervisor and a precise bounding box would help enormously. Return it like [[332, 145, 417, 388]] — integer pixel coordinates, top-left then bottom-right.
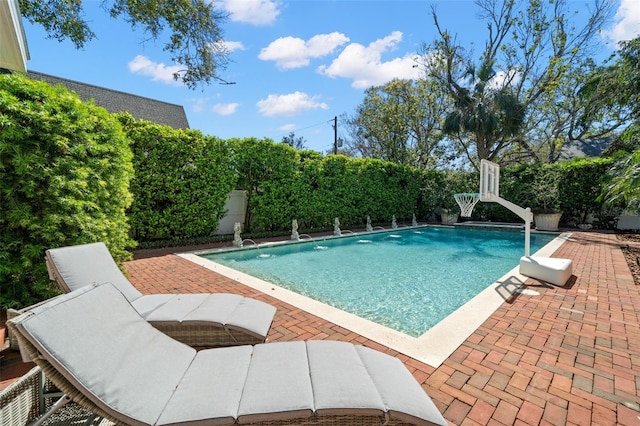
[[2, 231, 640, 425]]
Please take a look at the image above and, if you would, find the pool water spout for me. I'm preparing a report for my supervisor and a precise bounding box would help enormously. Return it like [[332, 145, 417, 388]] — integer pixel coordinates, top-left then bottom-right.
[[241, 239, 271, 258], [299, 234, 327, 250]]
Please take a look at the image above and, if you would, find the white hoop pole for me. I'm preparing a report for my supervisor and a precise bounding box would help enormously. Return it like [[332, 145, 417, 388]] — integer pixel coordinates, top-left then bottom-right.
[[492, 197, 532, 257], [524, 208, 531, 257]]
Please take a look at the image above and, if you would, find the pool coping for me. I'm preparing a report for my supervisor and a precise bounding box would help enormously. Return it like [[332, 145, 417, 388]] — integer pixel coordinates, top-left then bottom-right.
[[178, 229, 572, 368]]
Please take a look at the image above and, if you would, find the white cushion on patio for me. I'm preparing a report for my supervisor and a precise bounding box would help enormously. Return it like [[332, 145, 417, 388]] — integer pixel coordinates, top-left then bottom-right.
[[217, 296, 279, 338]]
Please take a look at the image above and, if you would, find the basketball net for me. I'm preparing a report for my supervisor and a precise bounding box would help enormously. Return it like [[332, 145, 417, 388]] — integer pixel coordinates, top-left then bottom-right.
[[454, 193, 480, 217]]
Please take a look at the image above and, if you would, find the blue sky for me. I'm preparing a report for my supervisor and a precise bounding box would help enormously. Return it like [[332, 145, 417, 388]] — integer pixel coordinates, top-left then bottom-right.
[[21, 0, 640, 154]]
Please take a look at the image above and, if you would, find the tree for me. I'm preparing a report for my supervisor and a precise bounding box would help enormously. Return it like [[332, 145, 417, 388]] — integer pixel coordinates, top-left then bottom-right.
[[420, 0, 613, 167], [601, 147, 640, 212], [579, 36, 640, 133], [440, 59, 526, 164], [20, 0, 230, 89], [281, 132, 307, 150], [343, 79, 450, 169]]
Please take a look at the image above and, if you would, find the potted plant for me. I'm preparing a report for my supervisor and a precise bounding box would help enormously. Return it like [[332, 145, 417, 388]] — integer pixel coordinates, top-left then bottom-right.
[[440, 207, 459, 225], [531, 166, 563, 231], [439, 186, 461, 225]]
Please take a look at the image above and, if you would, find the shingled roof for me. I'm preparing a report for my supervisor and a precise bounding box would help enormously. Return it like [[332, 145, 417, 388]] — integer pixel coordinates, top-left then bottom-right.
[[27, 70, 189, 129]]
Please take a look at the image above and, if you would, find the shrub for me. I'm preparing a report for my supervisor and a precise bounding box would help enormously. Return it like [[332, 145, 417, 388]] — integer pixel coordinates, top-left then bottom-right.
[[0, 74, 134, 308], [558, 158, 614, 224], [230, 138, 300, 232], [120, 114, 237, 241]]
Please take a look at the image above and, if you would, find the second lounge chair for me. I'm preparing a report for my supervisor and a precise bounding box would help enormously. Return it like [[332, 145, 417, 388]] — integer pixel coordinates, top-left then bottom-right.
[[45, 242, 276, 347]]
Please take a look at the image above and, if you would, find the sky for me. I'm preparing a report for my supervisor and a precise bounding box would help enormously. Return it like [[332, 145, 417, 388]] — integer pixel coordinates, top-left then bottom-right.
[[20, 0, 640, 154]]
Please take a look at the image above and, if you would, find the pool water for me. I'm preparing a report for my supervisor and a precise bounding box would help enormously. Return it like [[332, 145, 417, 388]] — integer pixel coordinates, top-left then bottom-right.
[[202, 227, 557, 337]]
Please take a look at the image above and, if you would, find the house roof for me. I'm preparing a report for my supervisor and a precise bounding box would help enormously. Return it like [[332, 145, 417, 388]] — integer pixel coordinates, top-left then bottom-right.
[[0, 0, 30, 72], [558, 136, 614, 160], [27, 71, 190, 129]]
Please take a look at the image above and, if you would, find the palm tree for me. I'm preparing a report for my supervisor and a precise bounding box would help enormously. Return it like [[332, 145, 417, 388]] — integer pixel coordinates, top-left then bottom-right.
[[442, 61, 526, 163], [602, 146, 640, 212]]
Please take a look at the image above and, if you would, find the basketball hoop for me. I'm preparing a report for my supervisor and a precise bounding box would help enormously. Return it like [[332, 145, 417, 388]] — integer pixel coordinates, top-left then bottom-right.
[[454, 193, 481, 217]]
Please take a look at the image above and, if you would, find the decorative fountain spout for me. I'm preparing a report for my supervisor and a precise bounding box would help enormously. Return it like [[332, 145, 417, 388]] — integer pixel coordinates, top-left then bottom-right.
[[412, 213, 418, 227], [233, 222, 243, 248], [366, 216, 373, 232], [291, 219, 300, 241], [333, 217, 341, 236], [391, 215, 398, 229]]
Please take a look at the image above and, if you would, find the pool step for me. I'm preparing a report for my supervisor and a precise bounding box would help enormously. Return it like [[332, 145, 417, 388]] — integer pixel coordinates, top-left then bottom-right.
[[453, 221, 525, 232]]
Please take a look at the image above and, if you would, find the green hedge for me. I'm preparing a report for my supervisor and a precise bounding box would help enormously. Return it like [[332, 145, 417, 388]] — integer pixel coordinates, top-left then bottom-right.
[[470, 159, 614, 224], [121, 114, 237, 241], [0, 74, 134, 308], [231, 138, 301, 232], [125, 130, 616, 238], [238, 152, 425, 232]]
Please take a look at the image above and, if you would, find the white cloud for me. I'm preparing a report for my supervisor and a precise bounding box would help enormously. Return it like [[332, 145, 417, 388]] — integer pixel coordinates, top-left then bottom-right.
[[279, 123, 297, 132], [606, 0, 640, 45], [259, 32, 349, 69], [212, 103, 239, 116], [189, 98, 210, 113], [256, 91, 329, 117], [222, 40, 246, 52], [487, 69, 521, 90], [317, 31, 420, 89], [128, 55, 183, 85], [222, 0, 280, 26]]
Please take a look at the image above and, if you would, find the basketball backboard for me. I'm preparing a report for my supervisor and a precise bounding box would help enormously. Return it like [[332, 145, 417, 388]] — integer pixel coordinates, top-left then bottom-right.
[[480, 159, 500, 202]]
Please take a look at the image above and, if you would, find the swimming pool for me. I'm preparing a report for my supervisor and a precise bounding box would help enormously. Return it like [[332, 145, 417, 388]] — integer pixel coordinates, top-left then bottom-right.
[[198, 226, 557, 337]]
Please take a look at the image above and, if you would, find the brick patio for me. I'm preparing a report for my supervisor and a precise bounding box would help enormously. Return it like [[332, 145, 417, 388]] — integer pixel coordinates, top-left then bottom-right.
[[2, 231, 639, 425]]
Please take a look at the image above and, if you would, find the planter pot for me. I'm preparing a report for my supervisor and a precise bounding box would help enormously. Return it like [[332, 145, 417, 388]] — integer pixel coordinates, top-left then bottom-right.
[[534, 212, 562, 231], [441, 212, 459, 225]]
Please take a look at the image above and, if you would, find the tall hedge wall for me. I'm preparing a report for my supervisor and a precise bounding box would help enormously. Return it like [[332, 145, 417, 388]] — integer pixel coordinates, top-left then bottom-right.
[[120, 114, 237, 241], [230, 141, 426, 232], [124, 129, 617, 240], [0, 74, 134, 308]]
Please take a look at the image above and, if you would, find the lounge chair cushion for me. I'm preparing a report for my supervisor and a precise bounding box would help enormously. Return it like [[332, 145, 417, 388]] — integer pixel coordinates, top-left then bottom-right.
[[46, 242, 144, 301], [306, 340, 385, 416], [45, 242, 277, 344], [11, 283, 447, 426], [17, 284, 195, 426], [159, 346, 253, 425]]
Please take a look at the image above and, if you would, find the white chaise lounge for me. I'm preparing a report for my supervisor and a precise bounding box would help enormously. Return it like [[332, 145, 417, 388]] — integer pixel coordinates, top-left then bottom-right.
[[8, 282, 448, 426], [45, 242, 276, 347]]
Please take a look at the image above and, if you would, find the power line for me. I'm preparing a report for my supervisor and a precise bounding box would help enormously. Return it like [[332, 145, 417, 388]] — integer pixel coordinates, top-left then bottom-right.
[[279, 118, 333, 140], [284, 118, 333, 135]]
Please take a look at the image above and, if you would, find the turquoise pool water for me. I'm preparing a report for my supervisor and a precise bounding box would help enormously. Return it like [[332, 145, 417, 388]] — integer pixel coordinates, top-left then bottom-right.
[[201, 227, 557, 337]]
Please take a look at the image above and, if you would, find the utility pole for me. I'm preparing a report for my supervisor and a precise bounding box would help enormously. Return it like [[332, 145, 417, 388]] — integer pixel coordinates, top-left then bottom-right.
[[333, 116, 338, 155]]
